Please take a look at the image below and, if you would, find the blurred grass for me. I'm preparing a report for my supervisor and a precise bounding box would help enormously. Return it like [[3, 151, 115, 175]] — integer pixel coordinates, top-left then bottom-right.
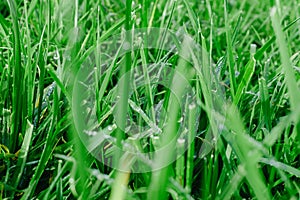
[[0, 0, 300, 199]]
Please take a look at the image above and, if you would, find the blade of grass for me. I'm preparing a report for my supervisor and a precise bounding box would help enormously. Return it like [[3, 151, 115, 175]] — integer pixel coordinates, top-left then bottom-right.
[[224, 0, 237, 97], [11, 120, 33, 197], [0, 13, 9, 35], [6, 0, 23, 153], [254, 17, 300, 60], [114, 0, 132, 167], [42, 160, 70, 200], [271, 7, 300, 144], [147, 36, 195, 200], [259, 77, 272, 130], [109, 154, 133, 200], [175, 138, 185, 186], [233, 57, 256, 105], [21, 87, 60, 199], [217, 165, 246, 200], [182, 0, 200, 42], [185, 103, 197, 193], [260, 158, 300, 178], [222, 104, 271, 200], [155, 0, 177, 63]]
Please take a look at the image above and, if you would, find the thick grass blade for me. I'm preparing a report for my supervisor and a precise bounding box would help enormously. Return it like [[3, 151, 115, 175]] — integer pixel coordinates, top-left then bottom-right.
[[6, 0, 23, 153], [47, 66, 71, 102], [98, 17, 125, 43]]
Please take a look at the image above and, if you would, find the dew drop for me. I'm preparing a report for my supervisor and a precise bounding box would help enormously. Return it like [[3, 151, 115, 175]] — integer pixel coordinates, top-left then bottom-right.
[[84, 130, 97, 136], [107, 126, 113, 131], [178, 117, 183, 123], [188, 103, 196, 110], [177, 138, 185, 144], [123, 42, 130, 51], [54, 52, 60, 60]]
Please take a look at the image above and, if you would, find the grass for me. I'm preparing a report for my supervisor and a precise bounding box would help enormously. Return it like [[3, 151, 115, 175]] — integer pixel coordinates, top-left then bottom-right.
[[0, 0, 300, 199]]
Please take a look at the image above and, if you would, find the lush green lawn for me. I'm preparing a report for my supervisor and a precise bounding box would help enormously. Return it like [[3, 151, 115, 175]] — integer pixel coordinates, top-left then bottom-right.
[[0, 0, 300, 199]]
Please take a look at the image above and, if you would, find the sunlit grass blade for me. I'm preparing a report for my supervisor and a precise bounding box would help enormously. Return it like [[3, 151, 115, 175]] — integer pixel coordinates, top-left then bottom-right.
[[47, 66, 71, 102]]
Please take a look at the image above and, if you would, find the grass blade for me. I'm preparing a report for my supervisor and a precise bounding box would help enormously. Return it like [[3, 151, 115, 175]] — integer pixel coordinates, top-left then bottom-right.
[[224, 0, 237, 96], [233, 57, 256, 105], [270, 8, 300, 112], [11, 120, 33, 197], [6, 0, 23, 152]]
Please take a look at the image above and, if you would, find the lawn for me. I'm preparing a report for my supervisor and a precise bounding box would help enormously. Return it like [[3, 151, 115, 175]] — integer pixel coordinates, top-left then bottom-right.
[[0, 0, 300, 199]]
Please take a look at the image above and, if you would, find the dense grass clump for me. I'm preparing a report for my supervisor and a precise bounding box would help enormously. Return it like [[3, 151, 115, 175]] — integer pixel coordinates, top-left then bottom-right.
[[0, 0, 299, 199]]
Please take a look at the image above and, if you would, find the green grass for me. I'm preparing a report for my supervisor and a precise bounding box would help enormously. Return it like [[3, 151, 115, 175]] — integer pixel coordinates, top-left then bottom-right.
[[0, 0, 300, 199]]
